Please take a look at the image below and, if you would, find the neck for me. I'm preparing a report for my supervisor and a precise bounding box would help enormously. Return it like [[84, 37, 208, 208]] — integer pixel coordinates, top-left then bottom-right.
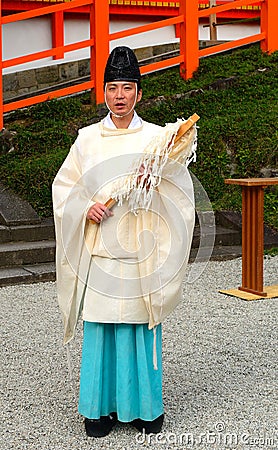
[[111, 111, 134, 129]]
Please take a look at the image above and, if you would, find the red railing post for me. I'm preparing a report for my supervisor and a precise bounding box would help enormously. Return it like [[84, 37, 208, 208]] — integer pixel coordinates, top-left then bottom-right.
[[90, 0, 109, 105], [261, 0, 278, 53], [0, 0, 3, 129], [179, 0, 199, 80], [52, 11, 64, 60]]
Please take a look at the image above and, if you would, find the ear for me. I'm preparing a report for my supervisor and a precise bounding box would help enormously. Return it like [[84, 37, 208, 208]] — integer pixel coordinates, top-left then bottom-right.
[[137, 89, 142, 103]]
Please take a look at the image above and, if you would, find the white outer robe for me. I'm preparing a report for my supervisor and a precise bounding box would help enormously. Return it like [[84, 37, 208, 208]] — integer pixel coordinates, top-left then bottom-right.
[[52, 120, 195, 344]]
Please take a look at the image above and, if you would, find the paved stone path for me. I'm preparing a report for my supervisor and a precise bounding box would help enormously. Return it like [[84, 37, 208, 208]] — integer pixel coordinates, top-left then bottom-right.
[[1, 256, 277, 450]]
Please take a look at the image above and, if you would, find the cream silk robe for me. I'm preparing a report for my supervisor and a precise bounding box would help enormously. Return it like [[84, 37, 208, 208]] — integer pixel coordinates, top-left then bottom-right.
[[52, 119, 195, 345]]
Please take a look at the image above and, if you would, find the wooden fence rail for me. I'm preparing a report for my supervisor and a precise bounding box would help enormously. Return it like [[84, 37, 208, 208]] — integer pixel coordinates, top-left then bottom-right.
[[0, 0, 277, 127]]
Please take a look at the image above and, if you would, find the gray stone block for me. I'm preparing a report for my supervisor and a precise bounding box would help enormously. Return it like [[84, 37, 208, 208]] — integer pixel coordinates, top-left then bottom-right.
[[78, 59, 90, 77], [0, 266, 33, 287], [17, 70, 37, 89], [0, 263, 56, 286], [37, 82, 57, 90], [3, 91, 18, 101], [0, 225, 10, 243], [3, 73, 19, 92], [153, 43, 179, 56], [24, 262, 56, 277], [35, 66, 59, 84], [0, 240, 55, 267], [10, 219, 55, 242], [216, 210, 242, 230], [135, 47, 153, 61], [59, 62, 79, 81], [17, 87, 32, 96], [0, 182, 40, 226]]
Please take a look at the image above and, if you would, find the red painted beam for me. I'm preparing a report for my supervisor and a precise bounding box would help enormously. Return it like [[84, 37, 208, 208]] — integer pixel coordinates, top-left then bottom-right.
[[1, 0, 261, 20]]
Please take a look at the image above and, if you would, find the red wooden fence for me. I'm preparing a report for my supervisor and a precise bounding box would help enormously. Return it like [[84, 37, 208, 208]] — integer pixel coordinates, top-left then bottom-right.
[[1, 0, 263, 20], [0, 0, 277, 127]]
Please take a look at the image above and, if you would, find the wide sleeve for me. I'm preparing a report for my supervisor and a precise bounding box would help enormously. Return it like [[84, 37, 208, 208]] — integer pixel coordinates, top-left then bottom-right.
[[52, 140, 96, 344], [135, 165, 195, 331]]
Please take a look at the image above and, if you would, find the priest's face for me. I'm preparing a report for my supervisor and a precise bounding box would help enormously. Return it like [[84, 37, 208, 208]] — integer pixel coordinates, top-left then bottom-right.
[[105, 81, 142, 118]]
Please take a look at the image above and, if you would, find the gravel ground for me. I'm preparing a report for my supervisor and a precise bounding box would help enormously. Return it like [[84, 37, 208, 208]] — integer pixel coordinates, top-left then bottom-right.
[[1, 256, 278, 450]]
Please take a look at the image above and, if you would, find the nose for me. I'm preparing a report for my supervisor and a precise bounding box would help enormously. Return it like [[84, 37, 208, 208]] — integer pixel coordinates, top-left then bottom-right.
[[116, 86, 124, 99]]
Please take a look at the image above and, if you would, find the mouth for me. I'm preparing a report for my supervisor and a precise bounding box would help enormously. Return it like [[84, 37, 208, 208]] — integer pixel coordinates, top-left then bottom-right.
[[115, 103, 126, 108]]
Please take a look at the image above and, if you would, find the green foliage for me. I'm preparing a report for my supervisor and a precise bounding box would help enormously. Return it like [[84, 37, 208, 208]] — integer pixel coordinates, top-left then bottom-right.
[[264, 247, 278, 257], [139, 48, 278, 222], [1, 147, 68, 217], [21, 96, 83, 121], [264, 187, 278, 230], [0, 45, 277, 229], [141, 44, 278, 97]]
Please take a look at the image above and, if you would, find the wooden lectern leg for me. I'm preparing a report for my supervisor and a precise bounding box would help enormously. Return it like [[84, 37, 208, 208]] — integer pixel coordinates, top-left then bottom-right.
[[239, 185, 267, 297]]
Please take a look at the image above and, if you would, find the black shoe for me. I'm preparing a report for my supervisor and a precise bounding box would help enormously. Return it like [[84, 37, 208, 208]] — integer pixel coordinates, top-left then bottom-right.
[[131, 413, 164, 434], [84, 413, 117, 437]]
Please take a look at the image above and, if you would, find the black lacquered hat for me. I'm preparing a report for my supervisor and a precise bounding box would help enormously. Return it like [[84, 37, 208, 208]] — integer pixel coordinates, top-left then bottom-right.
[[104, 46, 141, 89]]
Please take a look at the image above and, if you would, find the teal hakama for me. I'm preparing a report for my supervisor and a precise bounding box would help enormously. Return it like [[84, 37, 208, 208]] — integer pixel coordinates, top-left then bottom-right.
[[78, 321, 163, 422]]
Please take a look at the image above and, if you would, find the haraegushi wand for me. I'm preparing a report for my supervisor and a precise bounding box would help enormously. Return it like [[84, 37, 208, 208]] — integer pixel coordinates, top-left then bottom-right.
[[90, 113, 200, 224]]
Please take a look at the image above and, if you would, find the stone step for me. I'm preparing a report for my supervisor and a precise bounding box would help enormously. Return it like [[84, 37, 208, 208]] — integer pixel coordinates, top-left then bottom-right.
[[0, 240, 55, 268], [192, 225, 241, 247], [189, 245, 242, 263], [0, 218, 55, 243], [0, 262, 56, 287]]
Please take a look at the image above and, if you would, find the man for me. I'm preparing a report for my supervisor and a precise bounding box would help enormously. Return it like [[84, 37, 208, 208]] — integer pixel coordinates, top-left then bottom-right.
[[52, 46, 195, 438]]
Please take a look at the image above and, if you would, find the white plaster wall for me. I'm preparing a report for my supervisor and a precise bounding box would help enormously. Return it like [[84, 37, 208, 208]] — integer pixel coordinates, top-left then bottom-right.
[[2, 16, 260, 75], [2, 17, 53, 72], [200, 21, 260, 41]]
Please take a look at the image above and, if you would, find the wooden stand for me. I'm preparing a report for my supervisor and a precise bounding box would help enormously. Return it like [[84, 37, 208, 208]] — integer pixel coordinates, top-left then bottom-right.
[[221, 178, 278, 299]]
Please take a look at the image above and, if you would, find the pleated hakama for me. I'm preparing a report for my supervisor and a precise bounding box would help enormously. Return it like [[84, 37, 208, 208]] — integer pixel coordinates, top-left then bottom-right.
[[78, 321, 163, 422]]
